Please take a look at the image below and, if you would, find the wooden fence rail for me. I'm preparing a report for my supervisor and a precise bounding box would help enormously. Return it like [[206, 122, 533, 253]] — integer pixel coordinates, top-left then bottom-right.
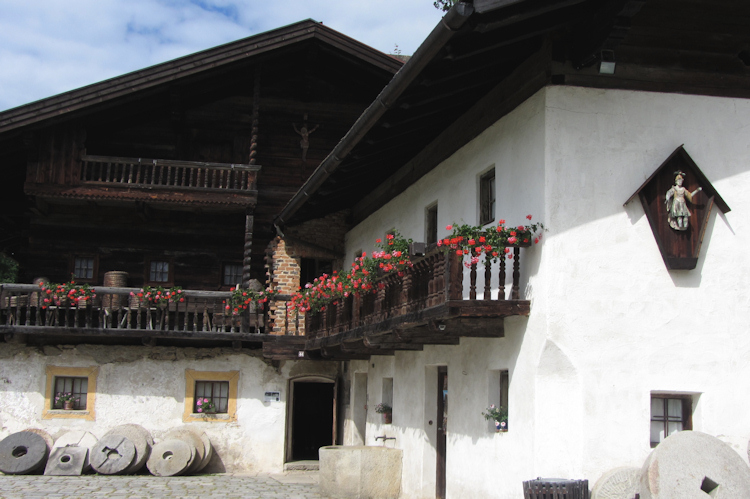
[[0, 285, 299, 336], [80, 155, 260, 192], [305, 244, 528, 339]]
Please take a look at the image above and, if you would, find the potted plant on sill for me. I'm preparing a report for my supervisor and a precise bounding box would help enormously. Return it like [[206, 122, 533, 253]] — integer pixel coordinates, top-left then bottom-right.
[[375, 403, 392, 424], [482, 404, 508, 432], [196, 397, 217, 415], [55, 392, 79, 410]]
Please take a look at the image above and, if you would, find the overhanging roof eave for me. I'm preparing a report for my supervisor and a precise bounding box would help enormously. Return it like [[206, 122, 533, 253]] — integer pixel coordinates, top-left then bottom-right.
[[0, 20, 401, 135]]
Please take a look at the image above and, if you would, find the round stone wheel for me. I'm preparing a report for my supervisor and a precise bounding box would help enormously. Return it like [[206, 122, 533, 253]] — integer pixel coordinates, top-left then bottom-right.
[[591, 467, 640, 499], [196, 432, 213, 472], [0, 431, 51, 474], [104, 424, 153, 474], [53, 430, 98, 472], [639, 431, 750, 499], [23, 428, 53, 454], [90, 434, 136, 475], [163, 428, 204, 475], [147, 439, 195, 477]]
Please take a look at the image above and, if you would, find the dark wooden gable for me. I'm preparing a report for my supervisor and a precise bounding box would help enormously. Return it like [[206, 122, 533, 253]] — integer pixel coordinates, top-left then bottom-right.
[[0, 21, 401, 287], [626, 145, 730, 270]]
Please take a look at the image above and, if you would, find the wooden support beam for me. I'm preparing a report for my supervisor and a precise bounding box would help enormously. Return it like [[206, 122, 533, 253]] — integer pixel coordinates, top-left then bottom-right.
[[320, 347, 370, 361], [243, 213, 254, 287], [249, 70, 260, 165], [362, 336, 424, 351]]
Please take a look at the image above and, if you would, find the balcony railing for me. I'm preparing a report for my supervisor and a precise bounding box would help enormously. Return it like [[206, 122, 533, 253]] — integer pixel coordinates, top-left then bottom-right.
[[305, 245, 530, 342], [0, 285, 301, 337], [80, 155, 260, 193]]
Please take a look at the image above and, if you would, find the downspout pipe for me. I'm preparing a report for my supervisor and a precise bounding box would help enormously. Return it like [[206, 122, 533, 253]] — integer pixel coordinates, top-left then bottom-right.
[[274, 2, 475, 227]]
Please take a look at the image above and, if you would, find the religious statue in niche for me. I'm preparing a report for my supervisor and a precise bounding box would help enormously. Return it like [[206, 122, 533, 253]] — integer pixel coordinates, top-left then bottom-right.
[[293, 113, 319, 162], [665, 170, 702, 231]]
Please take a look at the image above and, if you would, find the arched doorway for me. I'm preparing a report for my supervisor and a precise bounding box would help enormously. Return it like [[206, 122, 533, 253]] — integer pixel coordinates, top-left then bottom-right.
[[286, 376, 337, 462]]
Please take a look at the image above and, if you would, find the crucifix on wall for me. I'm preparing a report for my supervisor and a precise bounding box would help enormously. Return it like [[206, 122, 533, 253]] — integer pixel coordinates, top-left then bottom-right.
[[292, 113, 319, 162]]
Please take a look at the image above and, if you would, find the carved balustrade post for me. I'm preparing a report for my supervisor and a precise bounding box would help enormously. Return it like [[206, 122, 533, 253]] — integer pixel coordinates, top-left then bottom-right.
[[400, 268, 412, 317], [352, 292, 361, 328], [484, 258, 493, 300], [512, 247, 521, 300], [430, 253, 445, 308], [447, 251, 463, 301], [374, 280, 386, 322], [335, 299, 345, 335], [499, 252, 507, 300], [469, 261, 477, 300]]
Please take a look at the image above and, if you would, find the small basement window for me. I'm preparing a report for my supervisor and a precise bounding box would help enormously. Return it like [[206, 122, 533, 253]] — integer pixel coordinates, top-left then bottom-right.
[[53, 376, 88, 410], [488, 369, 509, 431], [43, 366, 99, 420], [184, 369, 239, 423], [651, 394, 692, 447], [194, 380, 230, 413]]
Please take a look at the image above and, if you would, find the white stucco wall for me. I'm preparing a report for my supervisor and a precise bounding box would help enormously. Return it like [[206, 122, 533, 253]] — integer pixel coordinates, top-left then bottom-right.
[[341, 86, 750, 498], [540, 86, 750, 479], [0, 343, 338, 473]]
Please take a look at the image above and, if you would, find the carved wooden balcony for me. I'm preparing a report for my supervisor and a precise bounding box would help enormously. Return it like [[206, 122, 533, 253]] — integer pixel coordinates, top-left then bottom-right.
[[24, 155, 260, 209], [304, 245, 531, 359], [0, 284, 301, 351]]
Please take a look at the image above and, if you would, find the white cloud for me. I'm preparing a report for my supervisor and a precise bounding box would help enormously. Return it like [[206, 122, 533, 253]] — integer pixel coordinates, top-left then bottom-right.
[[0, 0, 444, 111]]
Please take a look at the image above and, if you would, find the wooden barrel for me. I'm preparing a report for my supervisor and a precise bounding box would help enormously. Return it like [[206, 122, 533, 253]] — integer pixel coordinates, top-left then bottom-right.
[[102, 271, 128, 308]]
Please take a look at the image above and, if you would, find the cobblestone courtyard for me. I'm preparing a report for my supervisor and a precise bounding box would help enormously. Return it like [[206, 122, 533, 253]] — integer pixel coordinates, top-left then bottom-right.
[[0, 472, 321, 498]]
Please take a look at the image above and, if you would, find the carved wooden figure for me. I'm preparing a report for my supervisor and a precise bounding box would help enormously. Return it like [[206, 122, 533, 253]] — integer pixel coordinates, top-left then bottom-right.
[[626, 146, 729, 270], [665, 171, 702, 231]]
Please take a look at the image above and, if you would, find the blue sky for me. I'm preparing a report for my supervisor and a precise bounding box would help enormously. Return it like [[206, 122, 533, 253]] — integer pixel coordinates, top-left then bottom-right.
[[0, 0, 445, 112]]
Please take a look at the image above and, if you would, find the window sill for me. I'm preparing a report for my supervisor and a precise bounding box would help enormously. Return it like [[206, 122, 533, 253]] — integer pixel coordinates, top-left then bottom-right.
[[43, 408, 94, 420], [192, 412, 230, 420]]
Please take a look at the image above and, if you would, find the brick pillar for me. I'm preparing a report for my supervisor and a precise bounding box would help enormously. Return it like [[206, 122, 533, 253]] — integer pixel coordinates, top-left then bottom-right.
[[266, 237, 303, 335]]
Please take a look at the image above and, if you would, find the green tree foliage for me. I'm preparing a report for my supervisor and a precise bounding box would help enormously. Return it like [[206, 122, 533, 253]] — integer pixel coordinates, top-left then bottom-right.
[[0, 253, 19, 283], [433, 0, 457, 12]]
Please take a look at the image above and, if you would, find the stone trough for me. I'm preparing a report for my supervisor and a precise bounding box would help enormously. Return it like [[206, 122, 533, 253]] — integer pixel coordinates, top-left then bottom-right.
[[319, 446, 402, 499]]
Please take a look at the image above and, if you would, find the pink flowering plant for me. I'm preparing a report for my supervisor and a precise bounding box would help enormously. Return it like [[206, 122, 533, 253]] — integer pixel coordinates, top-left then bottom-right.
[[289, 231, 413, 314], [195, 397, 217, 414], [482, 404, 508, 426], [54, 392, 80, 408], [130, 285, 184, 307], [223, 286, 281, 316], [39, 279, 96, 308], [439, 215, 544, 267]]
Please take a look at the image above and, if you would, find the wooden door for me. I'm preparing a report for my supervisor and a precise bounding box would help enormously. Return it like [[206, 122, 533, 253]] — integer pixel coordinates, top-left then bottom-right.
[[437, 366, 448, 498]]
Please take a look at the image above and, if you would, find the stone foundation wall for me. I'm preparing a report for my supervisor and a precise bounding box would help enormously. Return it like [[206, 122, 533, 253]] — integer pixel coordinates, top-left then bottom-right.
[[0, 343, 338, 473]]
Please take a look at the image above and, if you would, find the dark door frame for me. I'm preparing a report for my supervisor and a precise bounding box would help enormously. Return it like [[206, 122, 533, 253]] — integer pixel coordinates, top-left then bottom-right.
[[437, 366, 448, 499], [285, 375, 337, 463]]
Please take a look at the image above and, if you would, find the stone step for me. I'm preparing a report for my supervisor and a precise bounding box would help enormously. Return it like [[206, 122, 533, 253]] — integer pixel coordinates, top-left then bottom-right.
[[284, 460, 319, 471]]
